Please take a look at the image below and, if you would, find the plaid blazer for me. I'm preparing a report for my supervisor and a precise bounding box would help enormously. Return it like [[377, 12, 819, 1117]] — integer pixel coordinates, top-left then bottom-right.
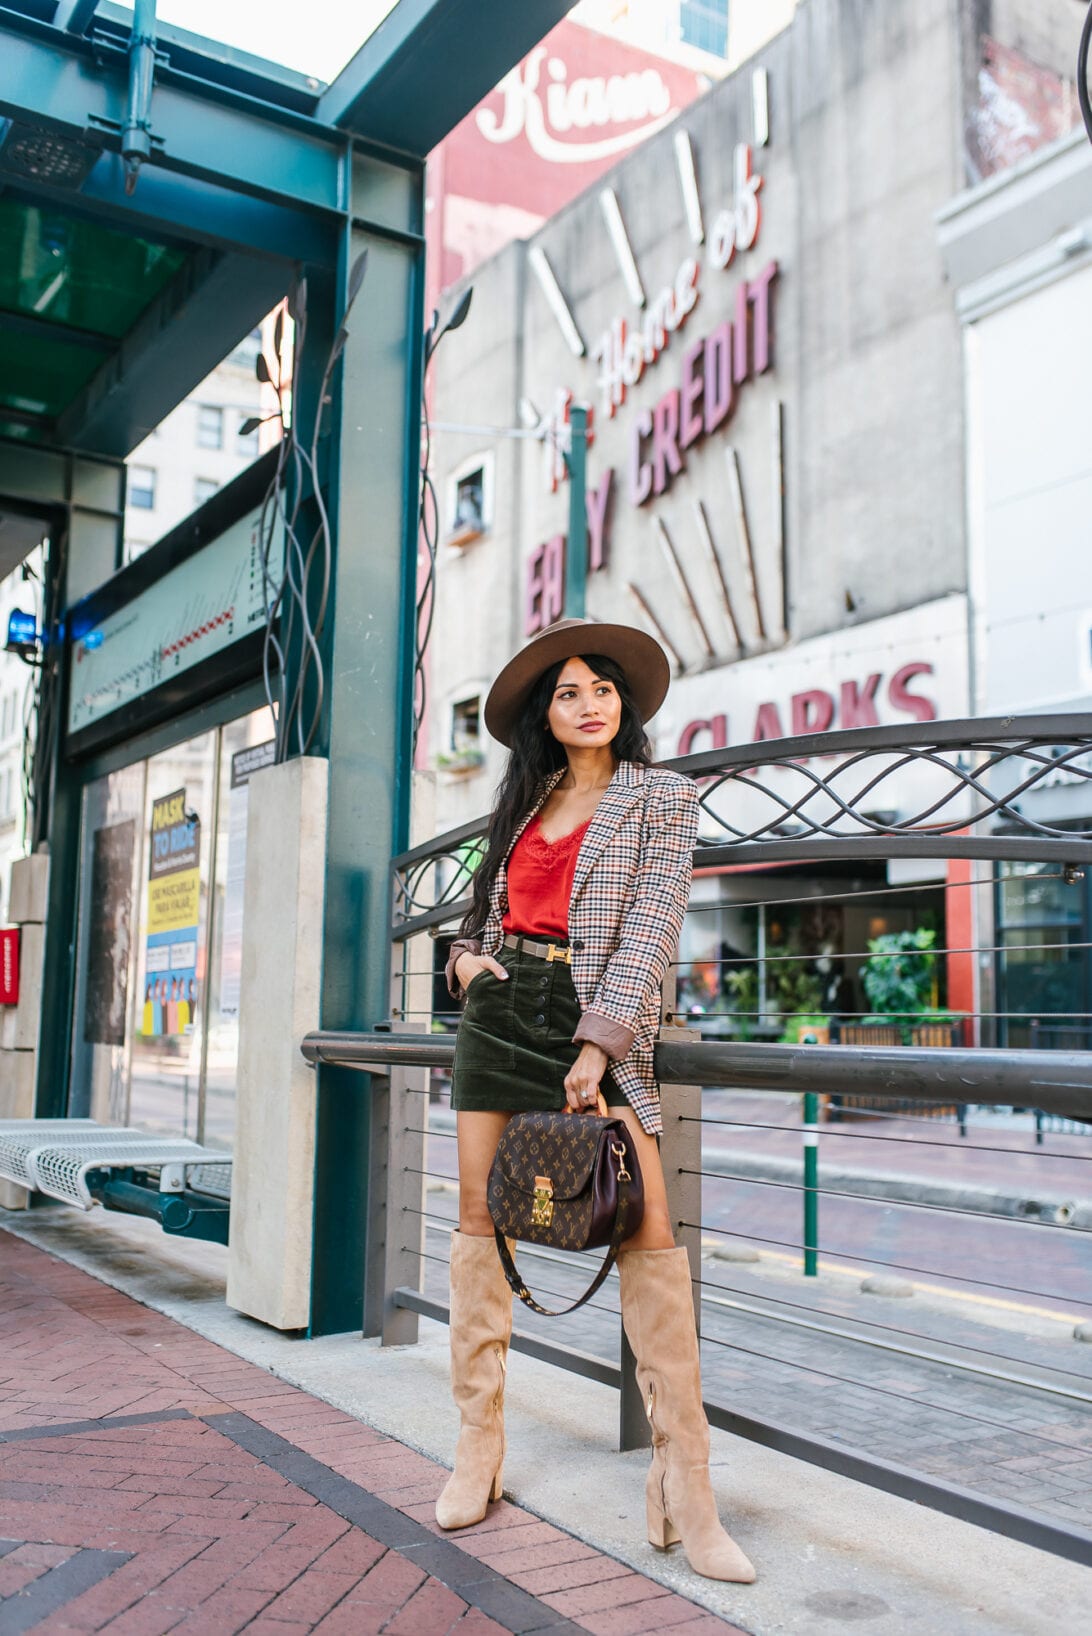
[[465, 760, 699, 1134]]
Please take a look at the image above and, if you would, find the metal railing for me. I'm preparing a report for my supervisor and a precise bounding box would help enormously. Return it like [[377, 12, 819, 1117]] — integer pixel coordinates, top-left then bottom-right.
[[303, 715, 1092, 1569], [391, 715, 1092, 942]]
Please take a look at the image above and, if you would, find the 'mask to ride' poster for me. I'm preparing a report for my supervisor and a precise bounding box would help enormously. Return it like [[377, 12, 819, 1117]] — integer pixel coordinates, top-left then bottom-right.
[[141, 789, 200, 1038]]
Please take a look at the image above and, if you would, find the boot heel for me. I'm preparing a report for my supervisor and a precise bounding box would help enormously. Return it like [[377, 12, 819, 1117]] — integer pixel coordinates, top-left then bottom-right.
[[490, 1469, 504, 1502], [647, 1497, 681, 1550]]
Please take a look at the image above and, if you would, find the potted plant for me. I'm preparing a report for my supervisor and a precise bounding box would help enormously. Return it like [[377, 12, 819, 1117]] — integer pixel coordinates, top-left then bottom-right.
[[861, 929, 937, 1043], [781, 1012, 831, 1045]]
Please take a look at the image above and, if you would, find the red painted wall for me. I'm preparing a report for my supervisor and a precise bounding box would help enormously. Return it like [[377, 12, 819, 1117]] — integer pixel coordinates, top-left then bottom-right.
[[945, 855, 977, 1044], [425, 19, 712, 319]]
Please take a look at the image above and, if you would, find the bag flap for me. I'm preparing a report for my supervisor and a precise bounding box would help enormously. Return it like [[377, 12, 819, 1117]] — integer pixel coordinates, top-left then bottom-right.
[[492, 1112, 605, 1202]]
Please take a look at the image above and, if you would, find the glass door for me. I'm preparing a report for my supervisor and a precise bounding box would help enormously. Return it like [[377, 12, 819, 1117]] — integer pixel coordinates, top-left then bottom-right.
[[996, 863, 1091, 1049], [68, 763, 147, 1122], [69, 705, 275, 1146]]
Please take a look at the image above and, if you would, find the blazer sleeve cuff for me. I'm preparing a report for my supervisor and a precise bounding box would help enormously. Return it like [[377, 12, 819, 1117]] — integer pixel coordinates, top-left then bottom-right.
[[573, 1011, 635, 1061], [446, 938, 482, 999]]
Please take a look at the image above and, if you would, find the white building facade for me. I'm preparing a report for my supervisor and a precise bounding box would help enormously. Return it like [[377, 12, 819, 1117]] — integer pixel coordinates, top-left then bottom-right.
[[938, 127, 1092, 1049]]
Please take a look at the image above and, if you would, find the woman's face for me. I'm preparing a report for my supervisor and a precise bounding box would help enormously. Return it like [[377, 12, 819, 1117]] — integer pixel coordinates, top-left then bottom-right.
[[546, 657, 622, 752]]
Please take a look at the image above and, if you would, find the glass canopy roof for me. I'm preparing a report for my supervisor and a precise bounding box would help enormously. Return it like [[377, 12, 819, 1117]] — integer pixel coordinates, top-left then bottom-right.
[[0, 200, 186, 436], [112, 0, 401, 86]]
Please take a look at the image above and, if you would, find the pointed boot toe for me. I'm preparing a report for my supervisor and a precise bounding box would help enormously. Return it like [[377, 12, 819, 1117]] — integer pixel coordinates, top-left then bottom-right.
[[436, 1453, 503, 1530]]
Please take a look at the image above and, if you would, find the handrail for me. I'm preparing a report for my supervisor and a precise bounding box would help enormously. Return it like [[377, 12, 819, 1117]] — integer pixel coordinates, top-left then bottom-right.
[[300, 1032, 1092, 1122]]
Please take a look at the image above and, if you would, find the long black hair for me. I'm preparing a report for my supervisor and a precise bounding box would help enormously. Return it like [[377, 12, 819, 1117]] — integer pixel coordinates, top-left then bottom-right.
[[459, 652, 653, 942]]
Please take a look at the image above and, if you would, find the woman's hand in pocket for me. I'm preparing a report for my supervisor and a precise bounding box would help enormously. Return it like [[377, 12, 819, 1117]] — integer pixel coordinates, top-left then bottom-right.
[[455, 952, 508, 992]]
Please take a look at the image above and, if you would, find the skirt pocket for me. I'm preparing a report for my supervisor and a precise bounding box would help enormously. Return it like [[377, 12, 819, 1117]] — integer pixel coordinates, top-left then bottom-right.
[[454, 967, 517, 1075]]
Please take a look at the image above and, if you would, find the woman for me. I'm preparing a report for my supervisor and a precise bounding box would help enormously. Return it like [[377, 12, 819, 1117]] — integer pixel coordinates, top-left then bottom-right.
[[437, 617, 755, 1585]]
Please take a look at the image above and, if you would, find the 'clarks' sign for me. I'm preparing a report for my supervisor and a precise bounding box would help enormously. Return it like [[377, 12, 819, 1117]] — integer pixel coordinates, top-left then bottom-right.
[[678, 664, 939, 756]]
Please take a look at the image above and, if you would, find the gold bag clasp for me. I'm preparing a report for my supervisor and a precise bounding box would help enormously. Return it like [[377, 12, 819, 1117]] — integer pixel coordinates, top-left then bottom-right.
[[611, 1141, 631, 1183], [532, 1175, 554, 1228]]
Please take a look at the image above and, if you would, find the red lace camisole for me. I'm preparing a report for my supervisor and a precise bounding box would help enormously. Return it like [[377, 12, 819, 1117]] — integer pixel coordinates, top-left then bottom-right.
[[502, 815, 591, 941]]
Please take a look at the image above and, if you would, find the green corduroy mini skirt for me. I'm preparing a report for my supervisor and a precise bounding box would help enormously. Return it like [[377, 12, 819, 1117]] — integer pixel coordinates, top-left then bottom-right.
[[451, 938, 589, 1114]]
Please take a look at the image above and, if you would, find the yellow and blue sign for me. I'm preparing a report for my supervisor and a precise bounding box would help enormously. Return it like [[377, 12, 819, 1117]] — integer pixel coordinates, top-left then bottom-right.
[[142, 788, 200, 1038]]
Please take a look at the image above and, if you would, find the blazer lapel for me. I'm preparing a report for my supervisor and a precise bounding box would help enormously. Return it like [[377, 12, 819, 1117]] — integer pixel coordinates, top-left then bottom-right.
[[489, 768, 566, 917], [570, 760, 647, 903]]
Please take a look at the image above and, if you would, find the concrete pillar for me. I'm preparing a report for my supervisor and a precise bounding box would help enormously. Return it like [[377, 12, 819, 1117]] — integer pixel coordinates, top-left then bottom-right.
[[0, 852, 50, 1208], [226, 757, 329, 1330]]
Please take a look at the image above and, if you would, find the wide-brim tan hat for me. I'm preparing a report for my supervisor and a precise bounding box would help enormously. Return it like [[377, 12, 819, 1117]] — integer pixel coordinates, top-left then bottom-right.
[[484, 618, 670, 748]]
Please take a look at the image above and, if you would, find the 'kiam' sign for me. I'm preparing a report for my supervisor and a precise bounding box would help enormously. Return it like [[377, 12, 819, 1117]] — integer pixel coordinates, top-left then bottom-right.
[[478, 44, 677, 164]]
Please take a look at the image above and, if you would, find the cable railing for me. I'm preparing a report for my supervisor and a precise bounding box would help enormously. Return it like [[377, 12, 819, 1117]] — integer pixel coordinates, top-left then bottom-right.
[[303, 715, 1092, 1570]]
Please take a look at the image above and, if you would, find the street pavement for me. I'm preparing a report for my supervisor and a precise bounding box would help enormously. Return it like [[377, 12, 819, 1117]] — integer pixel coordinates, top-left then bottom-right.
[[0, 1234, 741, 1636], [4, 1204, 1090, 1636]]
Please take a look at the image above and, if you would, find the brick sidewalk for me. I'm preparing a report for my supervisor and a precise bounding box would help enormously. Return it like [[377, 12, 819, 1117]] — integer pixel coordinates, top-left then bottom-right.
[[0, 1233, 746, 1636]]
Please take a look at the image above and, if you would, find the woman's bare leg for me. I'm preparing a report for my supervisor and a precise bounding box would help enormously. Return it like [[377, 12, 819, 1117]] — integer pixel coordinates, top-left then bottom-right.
[[456, 1110, 512, 1235], [606, 1103, 675, 1251]]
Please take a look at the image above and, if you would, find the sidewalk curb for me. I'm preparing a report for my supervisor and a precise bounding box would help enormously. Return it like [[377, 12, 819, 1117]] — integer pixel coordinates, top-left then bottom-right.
[[429, 1104, 1091, 1226], [702, 1148, 1092, 1227]]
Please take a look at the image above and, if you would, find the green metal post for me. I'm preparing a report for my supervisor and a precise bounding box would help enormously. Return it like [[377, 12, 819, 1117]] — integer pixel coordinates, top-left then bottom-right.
[[803, 1090, 819, 1277], [302, 160, 425, 1338], [564, 405, 588, 618]]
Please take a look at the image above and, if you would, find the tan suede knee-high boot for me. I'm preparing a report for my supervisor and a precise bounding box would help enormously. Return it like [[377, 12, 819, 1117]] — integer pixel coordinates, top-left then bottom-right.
[[435, 1231, 513, 1530], [619, 1247, 756, 1583]]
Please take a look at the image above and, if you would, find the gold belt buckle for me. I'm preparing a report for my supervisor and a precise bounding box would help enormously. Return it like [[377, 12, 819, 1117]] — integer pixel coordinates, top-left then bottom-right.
[[545, 943, 571, 965]]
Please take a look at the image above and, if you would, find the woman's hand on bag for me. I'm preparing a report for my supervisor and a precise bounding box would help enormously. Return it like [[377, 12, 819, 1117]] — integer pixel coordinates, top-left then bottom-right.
[[564, 1042, 609, 1113], [454, 951, 508, 991]]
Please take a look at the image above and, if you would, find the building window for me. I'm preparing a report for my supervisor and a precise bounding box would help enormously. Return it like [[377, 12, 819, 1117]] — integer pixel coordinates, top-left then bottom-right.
[[680, 0, 729, 59], [446, 453, 493, 546], [128, 465, 156, 510], [194, 477, 219, 507], [452, 696, 481, 753], [439, 695, 484, 773], [197, 405, 223, 449]]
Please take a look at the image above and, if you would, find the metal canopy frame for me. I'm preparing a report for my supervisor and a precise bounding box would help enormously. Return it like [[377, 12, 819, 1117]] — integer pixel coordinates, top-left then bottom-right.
[[0, 0, 575, 458], [318, 0, 576, 152], [1, 0, 583, 1338]]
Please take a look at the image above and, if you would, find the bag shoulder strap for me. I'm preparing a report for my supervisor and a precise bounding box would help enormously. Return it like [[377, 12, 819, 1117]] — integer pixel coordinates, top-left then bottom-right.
[[493, 1186, 632, 1317]]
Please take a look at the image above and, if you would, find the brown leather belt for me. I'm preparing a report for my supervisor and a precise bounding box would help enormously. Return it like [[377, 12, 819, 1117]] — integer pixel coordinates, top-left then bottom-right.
[[502, 933, 572, 965]]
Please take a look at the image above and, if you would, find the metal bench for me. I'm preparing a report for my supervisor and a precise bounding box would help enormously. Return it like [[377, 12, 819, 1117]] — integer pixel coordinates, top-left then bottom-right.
[[0, 1120, 232, 1243]]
